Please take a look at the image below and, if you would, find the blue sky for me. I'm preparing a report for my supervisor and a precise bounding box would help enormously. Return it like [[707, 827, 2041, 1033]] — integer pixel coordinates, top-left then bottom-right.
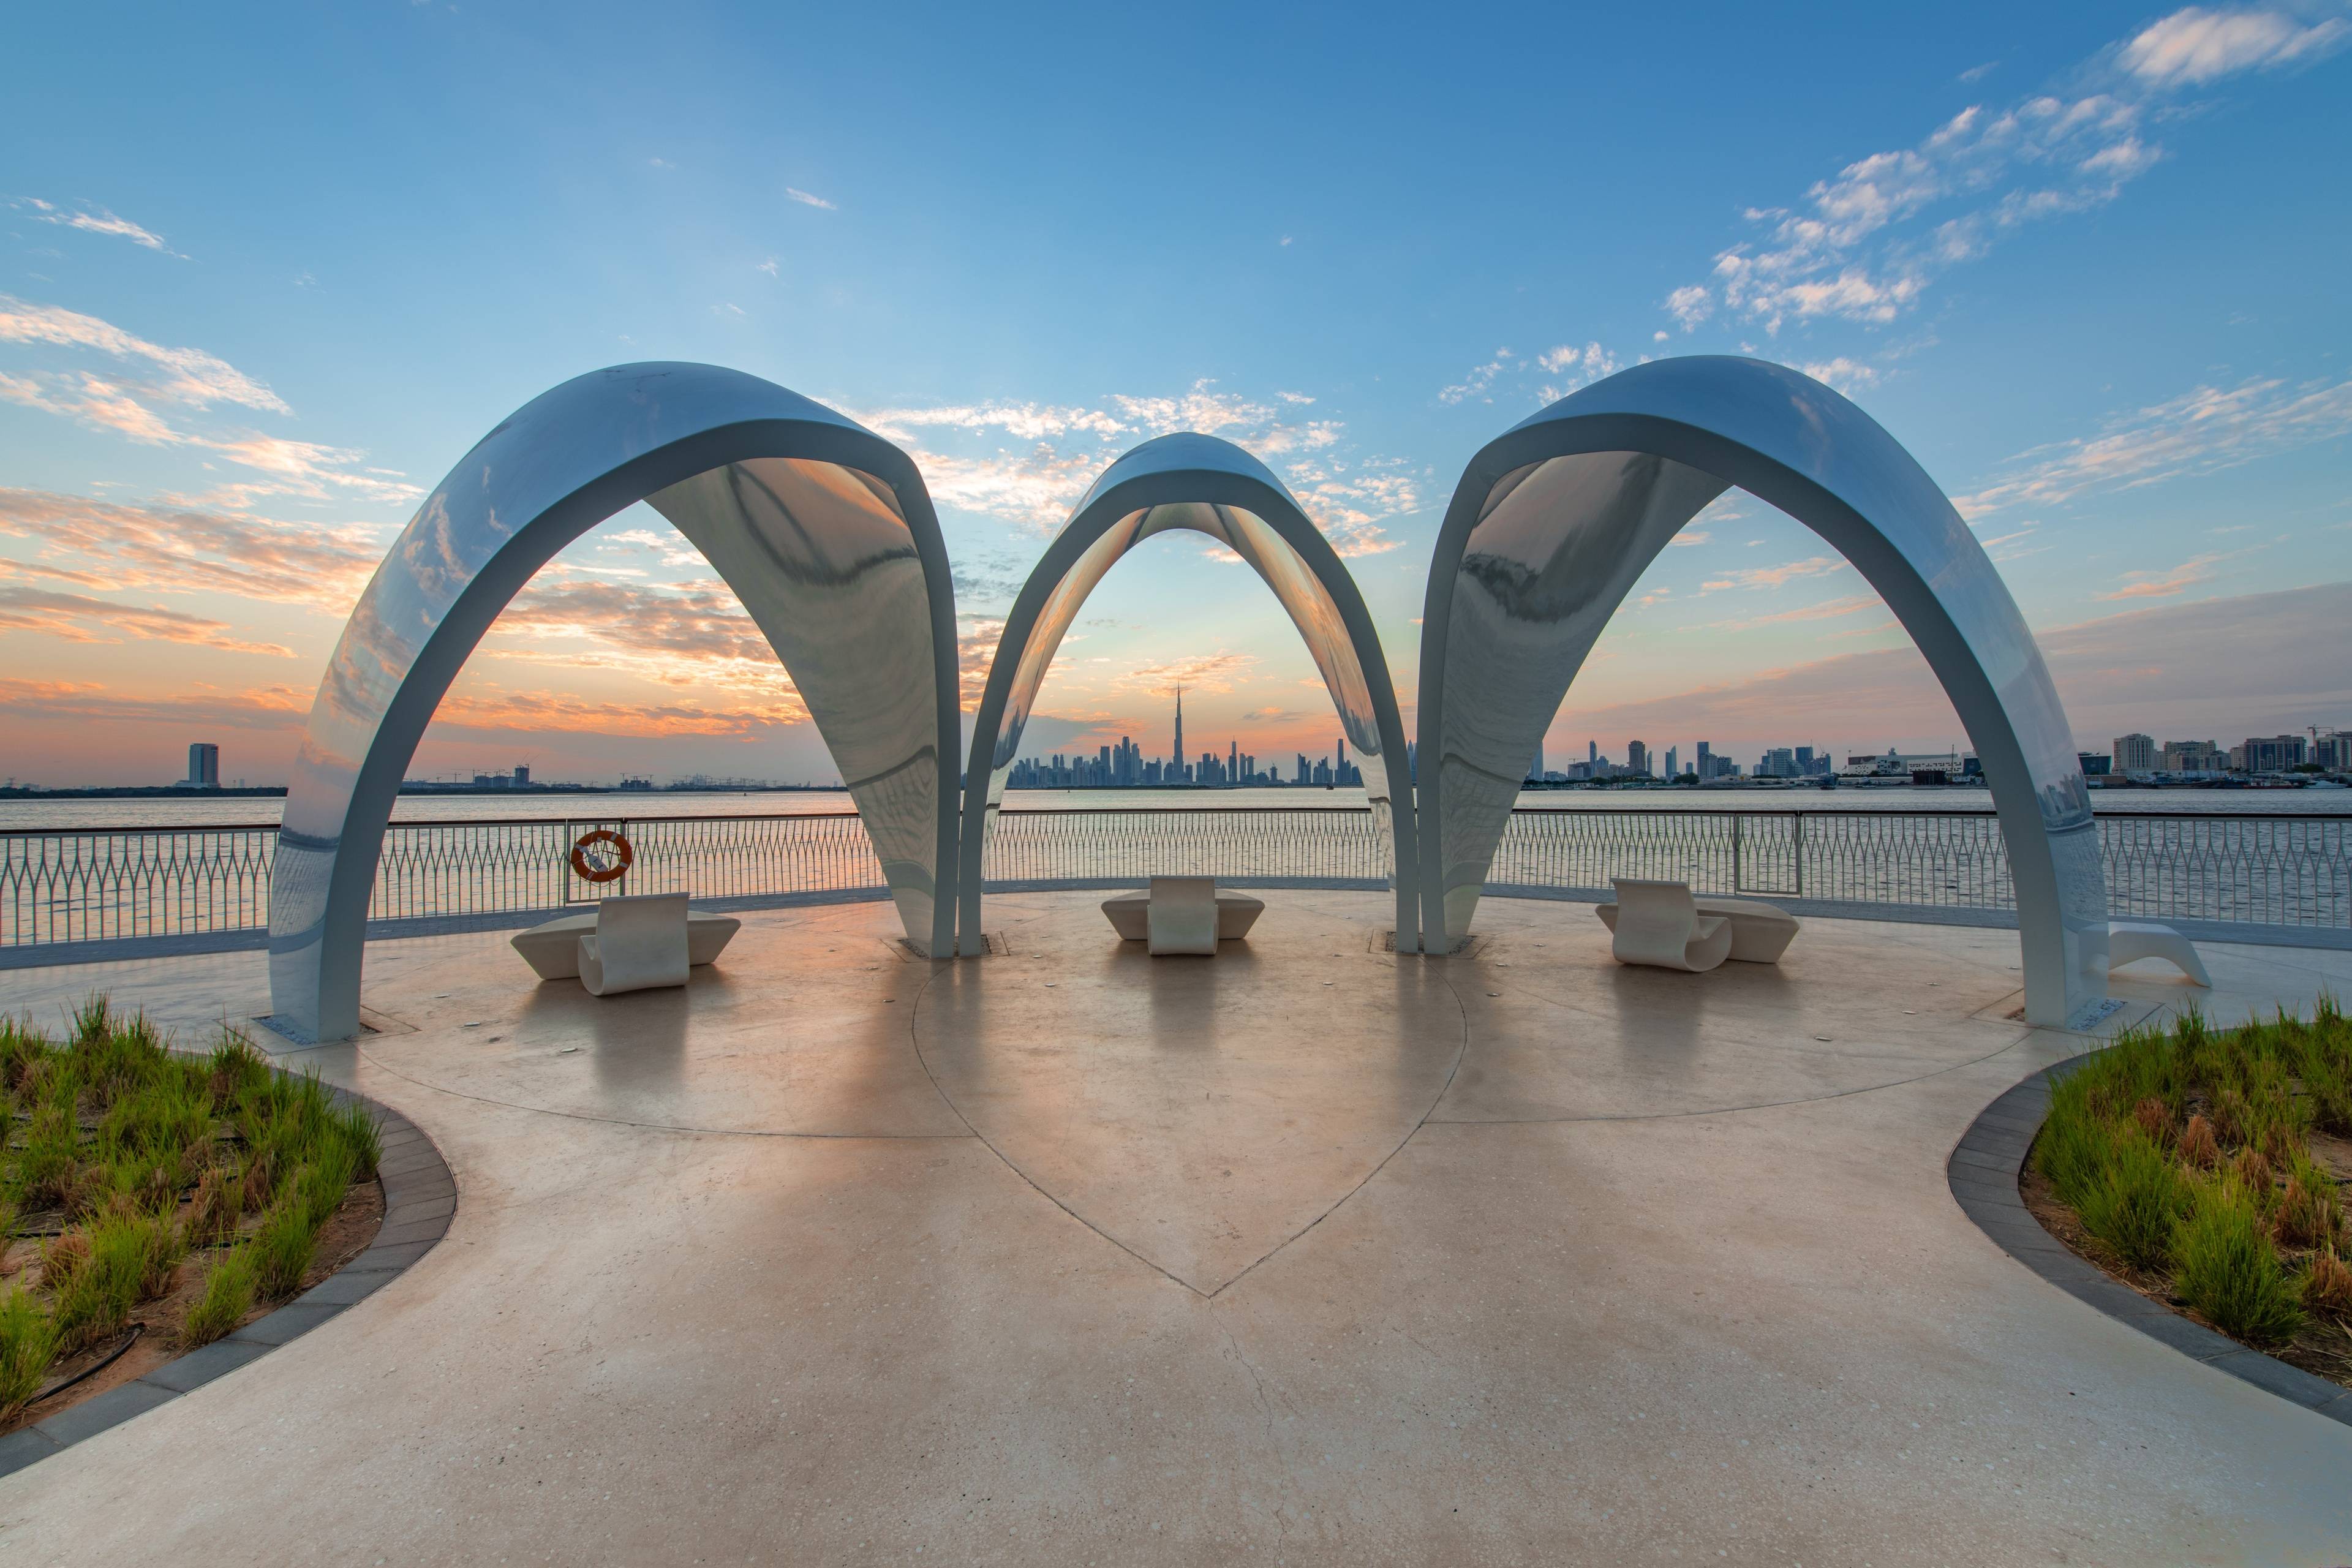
[[4, 2, 2348, 784]]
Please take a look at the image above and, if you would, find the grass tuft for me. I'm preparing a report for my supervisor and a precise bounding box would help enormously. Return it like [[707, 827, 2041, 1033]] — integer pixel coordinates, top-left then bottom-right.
[[2177, 1112, 2221, 1170], [0, 1289, 57, 1418], [2305, 1248, 2352, 1321], [180, 1248, 257, 1349], [252, 1203, 323, 1302], [2076, 1129, 2191, 1272], [2176, 1177, 2304, 1347], [49, 1217, 143, 1352], [183, 1168, 241, 1249]]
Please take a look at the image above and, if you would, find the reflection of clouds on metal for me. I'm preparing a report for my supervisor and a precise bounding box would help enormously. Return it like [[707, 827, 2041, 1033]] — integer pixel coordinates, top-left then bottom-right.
[[1417, 356, 2109, 1025], [268, 363, 962, 1042], [960, 434, 1419, 953]]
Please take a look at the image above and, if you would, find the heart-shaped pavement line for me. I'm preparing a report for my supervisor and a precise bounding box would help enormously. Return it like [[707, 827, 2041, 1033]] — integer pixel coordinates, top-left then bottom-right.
[[911, 938, 1468, 1296]]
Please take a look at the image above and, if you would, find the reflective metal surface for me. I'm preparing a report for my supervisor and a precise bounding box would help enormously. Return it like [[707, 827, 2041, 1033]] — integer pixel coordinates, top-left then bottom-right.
[[959, 433, 1419, 952], [269, 363, 961, 1041], [1417, 356, 2109, 1024]]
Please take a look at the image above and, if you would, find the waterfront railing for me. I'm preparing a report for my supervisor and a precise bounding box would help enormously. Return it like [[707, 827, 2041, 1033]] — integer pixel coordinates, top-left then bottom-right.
[[3, 807, 2348, 957]]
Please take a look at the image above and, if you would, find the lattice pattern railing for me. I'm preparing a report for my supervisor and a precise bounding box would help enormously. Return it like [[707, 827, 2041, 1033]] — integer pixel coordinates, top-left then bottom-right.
[[3, 807, 2346, 947]]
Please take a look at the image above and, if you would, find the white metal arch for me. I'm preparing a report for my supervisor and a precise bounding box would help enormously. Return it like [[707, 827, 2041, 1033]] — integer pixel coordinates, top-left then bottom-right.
[[268, 362, 963, 1042], [959, 433, 1419, 953], [1415, 356, 2109, 1025]]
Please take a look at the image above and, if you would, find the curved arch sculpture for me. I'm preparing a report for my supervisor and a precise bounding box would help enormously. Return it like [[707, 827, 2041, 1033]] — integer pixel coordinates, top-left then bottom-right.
[[959, 432, 1420, 954], [1416, 356, 2109, 1026], [269, 362, 963, 1042]]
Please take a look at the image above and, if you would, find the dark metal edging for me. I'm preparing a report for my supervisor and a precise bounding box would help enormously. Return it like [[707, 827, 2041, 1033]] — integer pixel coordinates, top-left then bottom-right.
[[1948, 1054, 2352, 1426], [0, 1085, 454, 1477]]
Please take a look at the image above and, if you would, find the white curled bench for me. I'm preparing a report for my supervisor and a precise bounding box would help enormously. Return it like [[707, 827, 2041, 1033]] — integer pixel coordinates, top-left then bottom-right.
[[512, 902, 741, 982], [1598, 891, 1800, 965], [1102, 878, 1265, 954], [1599, 878, 1733, 973], [2106, 919, 2211, 987]]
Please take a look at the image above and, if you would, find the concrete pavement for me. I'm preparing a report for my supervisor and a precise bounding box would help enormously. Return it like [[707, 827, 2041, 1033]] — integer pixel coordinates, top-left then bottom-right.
[[1, 890, 2347, 1564]]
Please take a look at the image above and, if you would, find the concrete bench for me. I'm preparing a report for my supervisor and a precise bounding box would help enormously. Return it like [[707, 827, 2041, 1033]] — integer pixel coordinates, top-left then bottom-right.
[[1599, 879, 1733, 973], [1102, 885, 1265, 949], [1599, 892, 1800, 965], [2107, 919, 2211, 986], [511, 907, 741, 981], [1599, 884, 1796, 968]]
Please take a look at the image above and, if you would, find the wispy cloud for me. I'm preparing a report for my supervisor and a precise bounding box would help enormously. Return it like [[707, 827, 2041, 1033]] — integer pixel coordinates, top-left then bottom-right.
[[785, 187, 836, 210], [855, 379, 1415, 552], [0, 677, 307, 731], [1698, 556, 1849, 594], [2095, 551, 2237, 600], [489, 575, 791, 699], [1441, 340, 1629, 408], [1114, 651, 1259, 698], [2117, 5, 2348, 86], [858, 401, 1131, 445], [1281, 457, 1417, 555], [431, 685, 805, 739], [1714, 592, 1882, 630], [1957, 373, 2352, 516], [1662, 6, 2350, 336], [1438, 349, 1514, 405], [0, 298, 420, 504], [0, 580, 294, 655], [0, 488, 386, 611], [1794, 357, 1879, 393], [0, 295, 284, 410], [10, 198, 185, 258]]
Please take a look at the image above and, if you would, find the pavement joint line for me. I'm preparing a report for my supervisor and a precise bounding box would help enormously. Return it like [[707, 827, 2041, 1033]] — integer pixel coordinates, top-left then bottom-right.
[[0, 1079, 454, 1473], [1948, 1050, 2352, 1428]]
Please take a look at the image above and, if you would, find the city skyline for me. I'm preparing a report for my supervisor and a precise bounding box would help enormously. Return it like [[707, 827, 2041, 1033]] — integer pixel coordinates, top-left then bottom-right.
[[4, 5, 2350, 785]]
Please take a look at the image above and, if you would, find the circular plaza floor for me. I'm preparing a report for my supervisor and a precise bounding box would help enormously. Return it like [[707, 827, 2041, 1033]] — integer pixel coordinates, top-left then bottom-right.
[[1, 889, 2348, 1562]]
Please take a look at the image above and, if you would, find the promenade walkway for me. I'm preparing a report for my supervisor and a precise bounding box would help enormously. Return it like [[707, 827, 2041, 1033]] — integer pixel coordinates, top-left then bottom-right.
[[1, 891, 2347, 1562]]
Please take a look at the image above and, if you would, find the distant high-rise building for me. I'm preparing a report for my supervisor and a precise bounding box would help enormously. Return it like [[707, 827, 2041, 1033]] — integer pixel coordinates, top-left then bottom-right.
[[2313, 733, 2351, 771], [2241, 734, 2307, 772], [186, 742, 219, 789], [1172, 688, 1185, 775], [1530, 738, 1544, 783], [1696, 741, 1713, 779], [1665, 745, 1678, 778], [2160, 739, 2222, 773], [2113, 733, 2156, 774], [1588, 739, 1597, 765], [513, 764, 530, 787], [1627, 740, 1649, 776], [1296, 753, 1310, 785]]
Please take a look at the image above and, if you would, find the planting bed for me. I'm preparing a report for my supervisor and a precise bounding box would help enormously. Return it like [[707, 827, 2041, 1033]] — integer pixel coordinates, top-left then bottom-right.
[[0, 1001, 387, 1436], [2024, 1001, 2352, 1392]]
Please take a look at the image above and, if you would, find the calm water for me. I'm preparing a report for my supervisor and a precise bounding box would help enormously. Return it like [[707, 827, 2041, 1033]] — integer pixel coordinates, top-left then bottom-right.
[[1, 783, 2345, 832]]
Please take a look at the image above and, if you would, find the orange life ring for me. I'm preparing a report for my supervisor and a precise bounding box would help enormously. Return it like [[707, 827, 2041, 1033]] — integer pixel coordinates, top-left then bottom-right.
[[568, 828, 634, 884]]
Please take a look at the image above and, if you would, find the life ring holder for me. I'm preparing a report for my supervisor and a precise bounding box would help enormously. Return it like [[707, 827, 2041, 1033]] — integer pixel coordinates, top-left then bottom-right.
[[568, 827, 635, 884]]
